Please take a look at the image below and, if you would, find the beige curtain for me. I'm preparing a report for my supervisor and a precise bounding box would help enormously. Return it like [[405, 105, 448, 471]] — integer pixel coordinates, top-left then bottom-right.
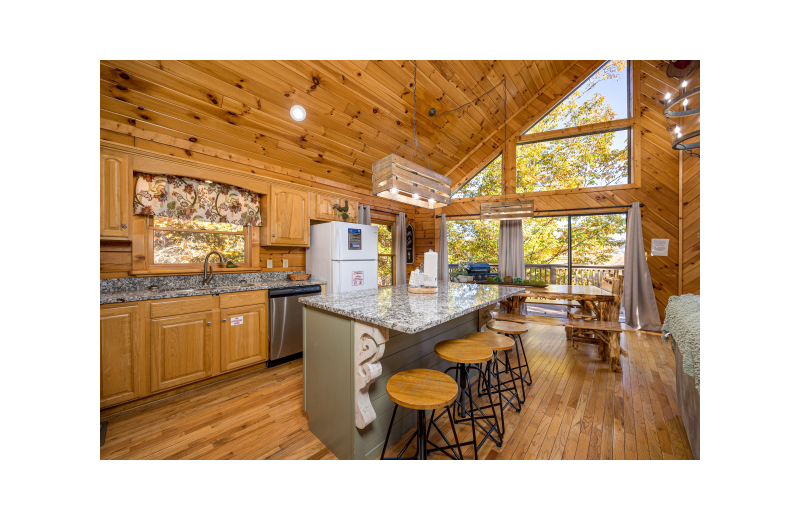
[[623, 203, 662, 330], [498, 219, 524, 280], [438, 215, 449, 281], [133, 173, 262, 226], [358, 204, 371, 225], [394, 212, 407, 285]]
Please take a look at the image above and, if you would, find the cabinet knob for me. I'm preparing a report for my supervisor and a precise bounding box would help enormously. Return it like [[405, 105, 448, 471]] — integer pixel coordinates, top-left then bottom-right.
[[222, 318, 227, 322], [206, 322, 211, 326], [122, 224, 127, 229]]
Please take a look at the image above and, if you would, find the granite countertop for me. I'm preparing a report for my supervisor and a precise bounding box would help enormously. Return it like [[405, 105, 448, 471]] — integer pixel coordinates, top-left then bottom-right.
[[101, 273, 326, 305], [299, 281, 524, 334]]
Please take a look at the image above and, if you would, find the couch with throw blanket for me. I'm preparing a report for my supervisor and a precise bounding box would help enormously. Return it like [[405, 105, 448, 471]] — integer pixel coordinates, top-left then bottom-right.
[[662, 294, 700, 459]]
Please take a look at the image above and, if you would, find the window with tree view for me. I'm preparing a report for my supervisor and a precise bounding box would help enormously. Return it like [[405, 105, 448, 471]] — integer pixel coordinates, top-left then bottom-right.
[[447, 213, 625, 285], [151, 217, 247, 265], [452, 153, 502, 199], [517, 60, 631, 193], [372, 222, 394, 286]]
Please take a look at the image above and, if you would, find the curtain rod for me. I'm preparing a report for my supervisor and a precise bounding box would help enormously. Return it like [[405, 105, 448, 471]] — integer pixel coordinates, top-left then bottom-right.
[[434, 203, 643, 218]]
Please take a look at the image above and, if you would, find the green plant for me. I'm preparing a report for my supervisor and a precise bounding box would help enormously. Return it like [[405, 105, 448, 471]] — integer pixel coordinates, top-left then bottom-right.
[[513, 277, 523, 284], [522, 279, 548, 287]]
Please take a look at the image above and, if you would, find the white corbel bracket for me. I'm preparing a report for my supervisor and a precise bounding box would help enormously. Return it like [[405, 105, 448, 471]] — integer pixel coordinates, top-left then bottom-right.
[[354, 320, 389, 429]]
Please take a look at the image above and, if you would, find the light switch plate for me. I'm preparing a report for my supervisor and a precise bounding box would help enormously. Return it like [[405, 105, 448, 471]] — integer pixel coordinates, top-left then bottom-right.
[[267, 259, 273, 268], [282, 259, 289, 268]]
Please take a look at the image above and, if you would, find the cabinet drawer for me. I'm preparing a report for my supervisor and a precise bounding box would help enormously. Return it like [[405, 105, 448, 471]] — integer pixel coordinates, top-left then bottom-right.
[[150, 295, 214, 318], [219, 290, 267, 309]]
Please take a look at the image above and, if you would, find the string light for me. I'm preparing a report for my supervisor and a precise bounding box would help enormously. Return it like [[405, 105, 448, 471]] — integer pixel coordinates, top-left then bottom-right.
[[675, 126, 680, 133], [683, 98, 689, 107], [665, 92, 671, 100], [677, 132, 682, 138], [681, 80, 688, 88], [411, 193, 420, 200]]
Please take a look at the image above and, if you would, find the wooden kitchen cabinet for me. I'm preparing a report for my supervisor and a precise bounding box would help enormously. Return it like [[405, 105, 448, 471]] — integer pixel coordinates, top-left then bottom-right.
[[312, 193, 358, 222], [100, 149, 132, 240], [150, 311, 214, 392], [267, 185, 309, 246], [220, 304, 267, 372], [100, 303, 144, 408]]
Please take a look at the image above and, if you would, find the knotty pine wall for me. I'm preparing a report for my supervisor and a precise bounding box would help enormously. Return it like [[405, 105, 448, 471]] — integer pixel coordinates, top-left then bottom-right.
[[680, 68, 700, 295]]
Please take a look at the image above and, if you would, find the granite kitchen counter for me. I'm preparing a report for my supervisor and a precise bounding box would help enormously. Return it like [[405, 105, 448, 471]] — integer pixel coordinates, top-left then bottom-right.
[[100, 272, 326, 305], [298, 281, 524, 334]]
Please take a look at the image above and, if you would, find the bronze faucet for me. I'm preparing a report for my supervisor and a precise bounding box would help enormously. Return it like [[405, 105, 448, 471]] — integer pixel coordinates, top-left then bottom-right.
[[203, 251, 226, 285]]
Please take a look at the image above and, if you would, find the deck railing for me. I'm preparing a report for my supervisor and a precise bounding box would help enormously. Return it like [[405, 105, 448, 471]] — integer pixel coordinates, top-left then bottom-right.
[[448, 263, 624, 287]]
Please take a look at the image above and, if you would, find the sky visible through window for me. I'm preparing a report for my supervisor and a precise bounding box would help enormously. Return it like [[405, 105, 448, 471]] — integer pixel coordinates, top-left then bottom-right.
[[526, 61, 629, 149]]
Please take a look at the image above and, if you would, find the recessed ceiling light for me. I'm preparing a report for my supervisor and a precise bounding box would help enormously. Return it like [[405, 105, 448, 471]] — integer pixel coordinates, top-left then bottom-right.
[[290, 105, 306, 121]]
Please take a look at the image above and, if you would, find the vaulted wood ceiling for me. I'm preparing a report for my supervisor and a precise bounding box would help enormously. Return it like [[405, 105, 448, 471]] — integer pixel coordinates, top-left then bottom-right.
[[100, 60, 601, 194]]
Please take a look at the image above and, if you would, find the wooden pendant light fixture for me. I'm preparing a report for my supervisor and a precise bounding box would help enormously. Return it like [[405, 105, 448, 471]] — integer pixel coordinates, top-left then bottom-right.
[[371, 61, 451, 209], [480, 200, 535, 220], [477, 77, 535, 220]]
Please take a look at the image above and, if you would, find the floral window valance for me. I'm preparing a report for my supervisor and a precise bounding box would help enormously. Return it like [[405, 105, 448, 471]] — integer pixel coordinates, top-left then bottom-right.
[[133, 173, 262, 226]]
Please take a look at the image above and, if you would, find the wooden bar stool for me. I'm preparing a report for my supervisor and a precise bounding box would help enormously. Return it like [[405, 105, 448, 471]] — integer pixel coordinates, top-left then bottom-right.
[[380, 369, 463, 460], [466, 332, 521, 438], [486, 320, 532, 390], [433, 339, 500, 458]]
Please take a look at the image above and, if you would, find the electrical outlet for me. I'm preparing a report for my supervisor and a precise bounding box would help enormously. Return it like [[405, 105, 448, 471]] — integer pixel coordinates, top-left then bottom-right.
[[282, 259, 289, 268], [267, 259, 273, 268]]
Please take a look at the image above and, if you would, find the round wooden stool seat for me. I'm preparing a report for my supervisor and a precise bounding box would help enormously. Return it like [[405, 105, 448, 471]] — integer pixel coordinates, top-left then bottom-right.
[[386, 369, 459, 411], [486, 320, 528, 335], [435, 339, 493, 364], [466, 332, 514, 351]]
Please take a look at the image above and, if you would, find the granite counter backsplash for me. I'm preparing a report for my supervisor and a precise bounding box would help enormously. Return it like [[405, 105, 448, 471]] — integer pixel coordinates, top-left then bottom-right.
[[298, 281, 523, 334], [101, 272, 326, 305]]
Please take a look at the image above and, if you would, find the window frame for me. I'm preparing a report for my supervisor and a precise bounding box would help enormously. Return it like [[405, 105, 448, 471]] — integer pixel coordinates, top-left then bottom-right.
[[140, 215, 261, 274], [372, 219, 395, 287], [515, 60, 634, 194]]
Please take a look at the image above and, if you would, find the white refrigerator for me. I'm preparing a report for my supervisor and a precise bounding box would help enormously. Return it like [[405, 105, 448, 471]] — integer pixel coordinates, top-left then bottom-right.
[[306, 222, 379, 294]]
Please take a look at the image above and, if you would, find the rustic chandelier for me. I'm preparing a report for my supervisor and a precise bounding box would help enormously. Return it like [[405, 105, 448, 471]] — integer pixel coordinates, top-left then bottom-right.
[[435, 75, 534, 221], [371, 61, 451, 209], [662, 60, 700, 158]]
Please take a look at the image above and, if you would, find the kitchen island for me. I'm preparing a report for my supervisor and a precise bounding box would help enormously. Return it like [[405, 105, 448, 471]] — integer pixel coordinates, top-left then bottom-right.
[[299, 281, 524, 460]]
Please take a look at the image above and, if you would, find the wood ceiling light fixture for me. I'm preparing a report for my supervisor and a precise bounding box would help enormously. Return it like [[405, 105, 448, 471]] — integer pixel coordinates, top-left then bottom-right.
[[480, 200, 536, 220], [371, 61, 451, 209]]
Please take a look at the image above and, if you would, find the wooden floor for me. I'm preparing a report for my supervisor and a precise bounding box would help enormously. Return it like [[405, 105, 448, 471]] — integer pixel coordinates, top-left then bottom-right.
[[101, 324, 692, 460]]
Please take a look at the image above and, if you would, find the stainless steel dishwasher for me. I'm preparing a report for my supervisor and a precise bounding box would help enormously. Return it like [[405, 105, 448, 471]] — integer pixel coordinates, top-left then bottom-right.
[[269, 285, 321, 366]]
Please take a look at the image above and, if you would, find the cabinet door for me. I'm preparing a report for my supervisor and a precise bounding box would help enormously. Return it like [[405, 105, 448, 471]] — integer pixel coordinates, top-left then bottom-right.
[[101, 304, 142, 408], [312, 193, 358, 222], [150, 311, 214, 392], [312, 193, 340, 221], [220, 304, 267, 372], [100, 149, 132, 240], [270, 186, 309, 246]]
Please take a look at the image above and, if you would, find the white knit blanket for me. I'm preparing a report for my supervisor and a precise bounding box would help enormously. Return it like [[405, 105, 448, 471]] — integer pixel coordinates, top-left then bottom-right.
[[662, 294, 700, 393]]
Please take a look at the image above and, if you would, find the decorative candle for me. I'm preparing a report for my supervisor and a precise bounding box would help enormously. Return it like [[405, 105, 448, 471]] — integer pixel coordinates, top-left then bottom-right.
[[423, 250, 438, 286]]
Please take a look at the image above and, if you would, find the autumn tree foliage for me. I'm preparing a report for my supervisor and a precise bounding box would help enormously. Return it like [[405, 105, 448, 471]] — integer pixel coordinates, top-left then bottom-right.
[[447, 61, 628, 269]]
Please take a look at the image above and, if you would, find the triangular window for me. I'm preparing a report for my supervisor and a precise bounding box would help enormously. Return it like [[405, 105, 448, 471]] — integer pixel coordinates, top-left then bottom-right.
[[451, 153, 502, 199], [517, 61, 631, 193]]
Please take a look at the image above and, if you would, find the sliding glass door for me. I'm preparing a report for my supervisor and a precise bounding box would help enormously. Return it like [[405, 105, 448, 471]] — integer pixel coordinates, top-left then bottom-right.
[[446, 212, 625, 286]]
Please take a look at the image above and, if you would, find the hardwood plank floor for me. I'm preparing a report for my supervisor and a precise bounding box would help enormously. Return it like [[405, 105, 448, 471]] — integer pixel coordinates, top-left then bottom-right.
[[101, 325, 692, 460]]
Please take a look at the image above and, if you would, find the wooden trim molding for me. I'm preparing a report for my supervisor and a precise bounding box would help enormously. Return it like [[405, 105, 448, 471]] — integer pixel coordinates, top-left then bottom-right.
[[516, 117, 634, 145]]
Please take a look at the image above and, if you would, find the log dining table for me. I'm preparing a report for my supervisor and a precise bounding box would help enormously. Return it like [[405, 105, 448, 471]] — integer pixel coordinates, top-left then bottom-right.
[[499, 284, 615, 319], [496, 284, 626, 372]]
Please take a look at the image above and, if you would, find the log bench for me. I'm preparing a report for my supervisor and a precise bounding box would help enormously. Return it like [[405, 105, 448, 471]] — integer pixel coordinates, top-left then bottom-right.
[[493, 312, 660, 373]]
